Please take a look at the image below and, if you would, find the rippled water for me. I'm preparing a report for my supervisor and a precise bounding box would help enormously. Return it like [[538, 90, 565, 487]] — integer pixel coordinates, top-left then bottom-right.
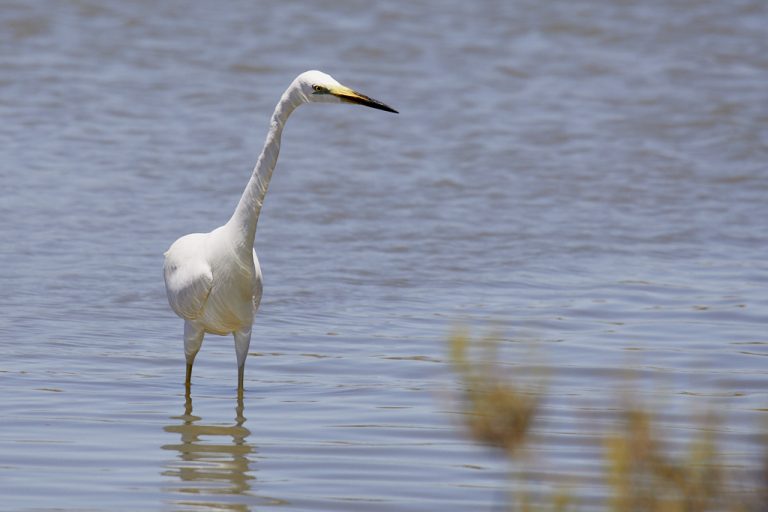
[[2, 0, 767, 510]]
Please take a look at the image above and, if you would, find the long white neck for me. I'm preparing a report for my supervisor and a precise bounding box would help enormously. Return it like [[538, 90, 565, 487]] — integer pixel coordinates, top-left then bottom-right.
[[227, 84, 303, 249]]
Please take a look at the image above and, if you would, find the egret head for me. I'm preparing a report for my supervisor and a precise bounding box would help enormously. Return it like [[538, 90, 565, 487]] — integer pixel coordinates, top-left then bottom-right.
[[294, 70, 398, 114]]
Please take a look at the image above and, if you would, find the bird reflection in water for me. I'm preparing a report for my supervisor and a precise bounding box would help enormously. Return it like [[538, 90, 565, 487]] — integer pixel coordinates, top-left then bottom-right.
[[162, 395, 273, 510]]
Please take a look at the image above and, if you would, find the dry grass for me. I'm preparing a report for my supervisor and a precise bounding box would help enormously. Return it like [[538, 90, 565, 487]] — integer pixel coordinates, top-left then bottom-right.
[[449, 329, 540, 456], [448, 331, 766, 512], [603, 407, 731, 512]]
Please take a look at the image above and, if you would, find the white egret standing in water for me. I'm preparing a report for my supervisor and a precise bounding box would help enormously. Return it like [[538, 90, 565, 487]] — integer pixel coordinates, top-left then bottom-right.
[[163, 70, 398, 396]]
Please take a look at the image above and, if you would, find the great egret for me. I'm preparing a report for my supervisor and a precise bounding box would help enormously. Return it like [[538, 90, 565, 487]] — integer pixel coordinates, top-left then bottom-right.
[[163, 70, 397, 396]]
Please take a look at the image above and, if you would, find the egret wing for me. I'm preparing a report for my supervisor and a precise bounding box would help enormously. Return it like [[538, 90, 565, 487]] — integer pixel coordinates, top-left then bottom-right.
[[251, 248, 263, 313], [163, 252, 213, 321]]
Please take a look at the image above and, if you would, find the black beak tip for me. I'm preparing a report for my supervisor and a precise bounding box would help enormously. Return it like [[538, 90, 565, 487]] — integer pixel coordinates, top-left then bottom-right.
[[368, 99, 398, 114], [342, 90, 399, 114]]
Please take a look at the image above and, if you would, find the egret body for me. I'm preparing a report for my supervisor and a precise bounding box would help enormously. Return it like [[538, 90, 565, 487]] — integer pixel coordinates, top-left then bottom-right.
[[163, 70, 397, 396]]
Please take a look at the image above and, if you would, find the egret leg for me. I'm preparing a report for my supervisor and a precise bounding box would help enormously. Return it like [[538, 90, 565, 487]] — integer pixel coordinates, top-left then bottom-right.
[[234, 328, 252, 397], [185, 363, 193, 389], [237, 365, 245, 398], [183, 321, 205, 391]]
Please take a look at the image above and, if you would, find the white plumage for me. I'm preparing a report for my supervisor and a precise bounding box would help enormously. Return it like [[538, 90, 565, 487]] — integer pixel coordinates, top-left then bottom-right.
[[163, 70, 397, 395]]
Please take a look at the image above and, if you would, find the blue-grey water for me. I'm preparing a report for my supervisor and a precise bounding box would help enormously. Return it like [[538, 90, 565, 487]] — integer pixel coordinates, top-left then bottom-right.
[[1, 1, 767, 510]]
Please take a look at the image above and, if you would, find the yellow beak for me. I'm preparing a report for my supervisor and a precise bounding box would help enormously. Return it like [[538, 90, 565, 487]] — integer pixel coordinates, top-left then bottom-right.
[[328, 85, 398, 114]]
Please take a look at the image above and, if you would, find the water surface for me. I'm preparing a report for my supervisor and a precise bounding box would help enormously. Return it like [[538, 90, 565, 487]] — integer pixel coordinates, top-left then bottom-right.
[[1, 0, 767, 510]]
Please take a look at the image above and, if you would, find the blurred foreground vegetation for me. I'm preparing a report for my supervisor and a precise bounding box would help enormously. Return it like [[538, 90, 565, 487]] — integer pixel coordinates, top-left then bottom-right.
[[449, 330, 767, 512]]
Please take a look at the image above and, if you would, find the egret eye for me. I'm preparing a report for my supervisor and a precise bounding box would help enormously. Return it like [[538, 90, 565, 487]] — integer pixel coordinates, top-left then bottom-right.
[[312, 84, 325, 93]]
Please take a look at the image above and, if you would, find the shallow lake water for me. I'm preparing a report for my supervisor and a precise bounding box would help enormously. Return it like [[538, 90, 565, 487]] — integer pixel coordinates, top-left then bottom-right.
[[1, 1, 767, 510]]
